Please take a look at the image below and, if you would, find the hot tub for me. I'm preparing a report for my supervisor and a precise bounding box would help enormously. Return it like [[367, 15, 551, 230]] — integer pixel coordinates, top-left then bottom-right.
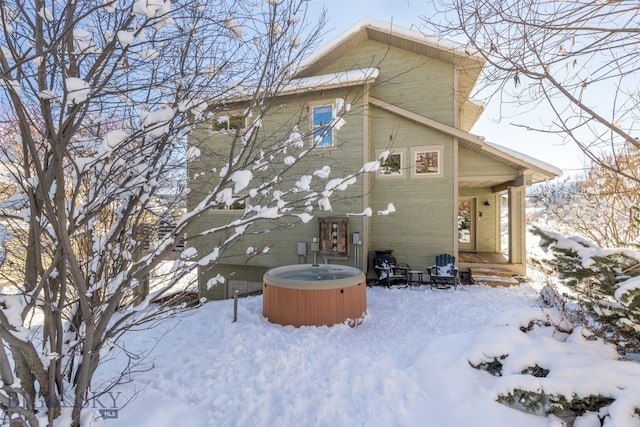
[[263, 264, 366, 327]]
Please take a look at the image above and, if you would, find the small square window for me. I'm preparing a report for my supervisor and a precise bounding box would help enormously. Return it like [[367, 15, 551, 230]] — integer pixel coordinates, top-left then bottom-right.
[[375, 149, 404, 178], [411, 146, 443, 178], [311, 105, 334, 147], [213, 195, 247, 211], [213, 113, 245, 132]]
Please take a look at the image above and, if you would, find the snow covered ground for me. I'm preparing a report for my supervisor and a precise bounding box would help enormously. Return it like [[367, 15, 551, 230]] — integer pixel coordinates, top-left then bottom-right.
[[88, 279, 640, 427]]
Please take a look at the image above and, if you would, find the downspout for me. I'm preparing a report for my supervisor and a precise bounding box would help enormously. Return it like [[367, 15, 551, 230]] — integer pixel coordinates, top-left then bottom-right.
[[452, 66, 460, 256], [362, 83, 371, 273]]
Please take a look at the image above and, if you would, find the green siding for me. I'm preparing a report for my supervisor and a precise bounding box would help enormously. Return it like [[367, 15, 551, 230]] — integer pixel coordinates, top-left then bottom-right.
[[367, 110, 456, 272], [187, 31, 530, 299], [459, 147, 518, 178], [318, 40, 455, 126], [314, 39, 460, 271], [188, 89, 368, 298]]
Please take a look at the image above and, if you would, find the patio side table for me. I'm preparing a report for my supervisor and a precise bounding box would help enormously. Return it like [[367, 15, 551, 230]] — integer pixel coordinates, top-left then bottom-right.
[[408, 270, 424, 285]]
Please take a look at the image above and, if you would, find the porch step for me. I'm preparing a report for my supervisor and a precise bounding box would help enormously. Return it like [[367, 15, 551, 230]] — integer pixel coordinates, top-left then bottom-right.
[[469, 267, 514, 277], [469, 267, 519, 287], [471, 275, 520, 287]]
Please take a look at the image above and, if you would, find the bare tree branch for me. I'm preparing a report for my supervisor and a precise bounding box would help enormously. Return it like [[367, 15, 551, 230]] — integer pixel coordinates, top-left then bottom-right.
[[422, 0, 640, 178]]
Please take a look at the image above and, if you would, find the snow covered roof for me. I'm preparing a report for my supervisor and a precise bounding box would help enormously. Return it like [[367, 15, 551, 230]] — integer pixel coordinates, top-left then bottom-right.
[[279, 67, 379, 96], [293, 18, 485, 105], [219, 68, 379, 104]]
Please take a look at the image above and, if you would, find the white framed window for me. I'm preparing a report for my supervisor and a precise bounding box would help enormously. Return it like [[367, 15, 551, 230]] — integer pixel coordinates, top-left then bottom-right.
[[411, 146, 443, 178], [375, 149, 404, 178], [213, 195, 247, 211], [311, 104, 334, 147], [212, 112, 246, 132]]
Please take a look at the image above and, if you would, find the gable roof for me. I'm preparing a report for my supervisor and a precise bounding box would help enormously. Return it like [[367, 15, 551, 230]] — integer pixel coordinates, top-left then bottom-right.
[[368, 97, 562, 186], [293, 18, 485, 106], [215, 19, 560, 186]]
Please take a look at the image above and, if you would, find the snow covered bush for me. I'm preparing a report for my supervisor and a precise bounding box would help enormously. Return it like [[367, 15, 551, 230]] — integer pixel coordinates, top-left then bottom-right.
[[531, 227, 640, 353], [467, 307, 640, 426]]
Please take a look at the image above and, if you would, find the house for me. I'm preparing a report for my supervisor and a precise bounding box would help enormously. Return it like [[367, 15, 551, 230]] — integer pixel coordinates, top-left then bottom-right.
[[187, 19, 561, 300]]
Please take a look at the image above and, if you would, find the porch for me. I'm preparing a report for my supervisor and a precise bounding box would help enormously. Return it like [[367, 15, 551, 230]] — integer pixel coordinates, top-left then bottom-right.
[[458, 251, 509, 266], [364, 251, 522, 287], [458, 251, 522, 286]]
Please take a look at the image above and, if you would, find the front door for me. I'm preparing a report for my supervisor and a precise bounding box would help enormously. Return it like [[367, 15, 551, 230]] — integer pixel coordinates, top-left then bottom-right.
[[458, 198, 476, 252]]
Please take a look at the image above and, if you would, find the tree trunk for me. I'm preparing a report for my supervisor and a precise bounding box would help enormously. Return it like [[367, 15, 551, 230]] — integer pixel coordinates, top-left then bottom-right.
[[11, 350, 36, 412]]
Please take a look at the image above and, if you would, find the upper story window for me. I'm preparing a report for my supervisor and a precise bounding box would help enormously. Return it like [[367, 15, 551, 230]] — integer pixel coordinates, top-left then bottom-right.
[[213, 113, 246, 132], [311, 104, 334, 148], [213, 195, 247, 211]]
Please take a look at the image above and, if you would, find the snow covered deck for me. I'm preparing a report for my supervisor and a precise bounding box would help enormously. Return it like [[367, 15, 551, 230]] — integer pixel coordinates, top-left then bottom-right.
[[458, 251, 525, 277]]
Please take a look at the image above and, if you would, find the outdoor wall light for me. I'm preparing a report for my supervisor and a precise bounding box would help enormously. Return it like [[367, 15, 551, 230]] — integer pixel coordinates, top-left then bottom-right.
[[483, 200, 491, 206]]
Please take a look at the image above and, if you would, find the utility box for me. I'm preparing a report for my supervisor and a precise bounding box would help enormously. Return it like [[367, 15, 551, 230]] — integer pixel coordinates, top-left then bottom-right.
[[297, 241, 307, 256]]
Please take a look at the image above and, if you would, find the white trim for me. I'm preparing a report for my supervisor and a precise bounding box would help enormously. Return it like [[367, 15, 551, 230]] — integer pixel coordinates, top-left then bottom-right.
[[369, 96, 561, 181], [411, 145, 444, 178], [285, 68, 379, 95], [211, 195, 247, 212], [309, 102, 336, 148], [295, 19, 483, 76], [220, 68, 379, 103], [485, 141, 563, 178], [211, 111, 246, 133], [375, 149, 404, 178], [458, 197, 477, 252]]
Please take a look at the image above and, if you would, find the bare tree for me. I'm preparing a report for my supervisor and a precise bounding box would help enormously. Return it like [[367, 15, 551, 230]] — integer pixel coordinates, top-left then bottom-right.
[[422, 0, 640, 179], [0, 1, 377, 425], [530, 146, 640, 248]]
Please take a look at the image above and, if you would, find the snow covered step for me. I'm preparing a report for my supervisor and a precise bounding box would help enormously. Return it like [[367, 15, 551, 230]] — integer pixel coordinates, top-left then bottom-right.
[[471, 275, 520, 287], [468, 267, 519, 287], [469, 267, 514, 277]]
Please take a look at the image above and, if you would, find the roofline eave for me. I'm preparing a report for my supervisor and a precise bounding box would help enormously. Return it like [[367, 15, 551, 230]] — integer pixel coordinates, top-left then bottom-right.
[[368, 96, 561, 181]]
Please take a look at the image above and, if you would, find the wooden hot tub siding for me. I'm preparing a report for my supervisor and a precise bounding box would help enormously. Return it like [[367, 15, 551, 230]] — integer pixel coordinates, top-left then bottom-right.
[[263, 280, 366, 327]]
